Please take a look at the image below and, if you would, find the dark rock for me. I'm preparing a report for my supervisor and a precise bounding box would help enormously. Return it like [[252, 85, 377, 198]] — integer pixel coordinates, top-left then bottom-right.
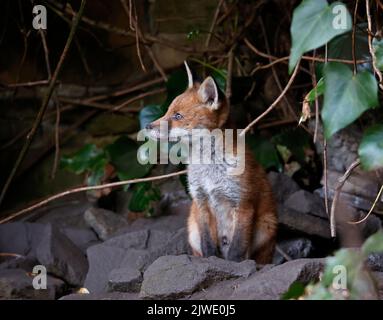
[[278, 205, 331, 239], [188, 277, 244, 300], [0, 255, 38, 272], [35, 224, 89, 286], [84, 228, 189, 293], [108, 267, 142, 292], [84, 245, 128, 293], [367, 253, 383, 272], [61, 227, 100, 253], [360, 215, 382, 239], [229, 258, 324, 300], [103, 230, 150, 250], [0, 269, 65, 300], [114, 200, 190, 236], [372, 272, 383, 300], [84, 207, 129, 240], [267, 172, 300, 204], [324, 169, 382, 203], [140, 255, 256, 299], [0, 222, 45, 257], [188, 265, 280, 300], [33, 199, 92, 229], [59, 292, 139, 300], [315, 187, 383, 215], [273, 238, 313, 264], [284, 190, 327, 219]]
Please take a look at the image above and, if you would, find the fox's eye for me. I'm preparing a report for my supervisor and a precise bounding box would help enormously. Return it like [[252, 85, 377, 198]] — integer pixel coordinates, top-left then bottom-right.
[[172, 112, 183, 120]]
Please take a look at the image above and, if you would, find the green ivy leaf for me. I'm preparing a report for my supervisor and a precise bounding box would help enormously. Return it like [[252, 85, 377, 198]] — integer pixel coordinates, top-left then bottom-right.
[[358, 125, 383, 170], [87, 158, 107, 186], [128, 182, 161, 214], [329, 24, 369, 62], [139, 104, 165, 130], [361, 231, 383, 256], [247, 135, 282, 171], [282, 282, 306, 300], [322, 62, 379, 139], [289, 0, 352, 73], [271, 128, 310, 164], [212, 69, 227, 93], [373, 38, 383, 71], [61, 144, 106, 174], [106, 136, 152, 181], [306, 77, 324, 103], [187, 29, 200, 41], [165, 70, 188, 105]]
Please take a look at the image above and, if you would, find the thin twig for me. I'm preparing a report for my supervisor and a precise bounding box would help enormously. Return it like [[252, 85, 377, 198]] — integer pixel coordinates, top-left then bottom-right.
[[244, 38, 368, 65], [323, 138, 329, 217], [352, 0, 359, 75], [259, 17, 297, 121], [240, 61, 300, 137], [225, 49, 234, 105], [5, 79, 49, 88], [75, 36, 92, 76], [112, 88, 166, 111], [0, 0, 87, 207], [39, 30, 51, 78], [329, 159, 361, 237], [205, 0, 224, 48], [0, 170, 187, 224], [58, 97, 115, 111], [366, 0, 383, 89], [323, 44, 329, 221], [310, 52, 320, 143], [133, 3, 146, 72], [145, 45, 168, 81], [89, 77, 164, 101], [0, 253, 23, 258], [51, 101, 61, 179], [349, 185, 383, 225], [39, 28, 61, 179], [59, 2, 219, 54], [275, 244, 292, 261]]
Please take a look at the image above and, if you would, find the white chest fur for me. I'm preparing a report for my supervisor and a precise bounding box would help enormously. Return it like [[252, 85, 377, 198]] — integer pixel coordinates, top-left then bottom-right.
[[188, 163, 241, 209]]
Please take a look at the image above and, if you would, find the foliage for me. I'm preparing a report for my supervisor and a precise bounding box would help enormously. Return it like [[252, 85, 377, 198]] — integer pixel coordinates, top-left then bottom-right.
[[289, 0, 351, 73], [247, 135, 282, 172], [305, 77, 324, 103], [61, 144, 107, 186], [293, 0, 382, 171], [373, 38, 383, 71], [321, 62, 378, 138], [358, 125, 383, 171], [128, 182, 161, 216], [61, 138, 155, 211], [283, 231, 383, 300]]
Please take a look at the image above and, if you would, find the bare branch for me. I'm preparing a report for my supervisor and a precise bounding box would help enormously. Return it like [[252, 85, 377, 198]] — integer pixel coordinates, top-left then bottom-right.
[[0, 170, 187, 224]]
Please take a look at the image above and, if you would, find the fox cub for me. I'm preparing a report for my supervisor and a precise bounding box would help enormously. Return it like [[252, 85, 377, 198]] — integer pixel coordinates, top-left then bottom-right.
[[146, 62, 277, 263]]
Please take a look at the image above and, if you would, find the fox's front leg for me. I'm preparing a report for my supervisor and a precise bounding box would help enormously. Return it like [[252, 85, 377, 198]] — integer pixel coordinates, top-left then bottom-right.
[[187, 200, 218, 257], [222, 207, 253, 262]]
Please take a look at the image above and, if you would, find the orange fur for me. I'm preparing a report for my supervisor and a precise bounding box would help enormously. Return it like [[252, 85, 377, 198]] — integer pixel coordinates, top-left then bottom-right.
[[148, 76, 277, 264]]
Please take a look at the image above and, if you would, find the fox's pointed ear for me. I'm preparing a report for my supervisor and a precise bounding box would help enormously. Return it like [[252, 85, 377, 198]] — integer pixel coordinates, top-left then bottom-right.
[[184, 61, 193, 89], [198, 77, 220, 110]]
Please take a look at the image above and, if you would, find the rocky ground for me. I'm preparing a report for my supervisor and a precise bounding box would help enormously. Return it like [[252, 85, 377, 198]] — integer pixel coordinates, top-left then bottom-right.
[[0, 172, 382, 300]]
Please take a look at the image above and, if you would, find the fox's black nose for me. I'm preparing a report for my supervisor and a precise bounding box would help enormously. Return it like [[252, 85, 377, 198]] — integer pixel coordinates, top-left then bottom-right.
[[146, 123, 153, 130]]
